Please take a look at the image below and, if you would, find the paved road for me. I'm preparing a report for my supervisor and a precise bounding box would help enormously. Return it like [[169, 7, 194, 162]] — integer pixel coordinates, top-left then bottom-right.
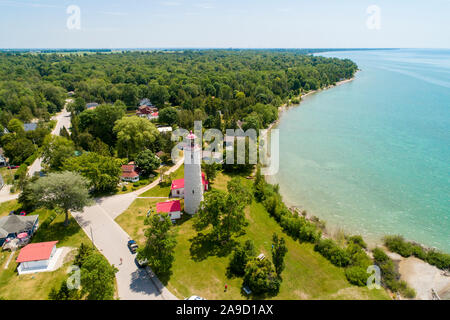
[[28, 100, 72, 177], [0, 185, 19, 204], [0, 100, 73, 203], [72, 159, 183, 300]]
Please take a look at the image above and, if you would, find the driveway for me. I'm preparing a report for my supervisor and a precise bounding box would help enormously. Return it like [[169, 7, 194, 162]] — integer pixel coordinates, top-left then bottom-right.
[[71, 159, 183, 300], [0, 185, 19, 203]]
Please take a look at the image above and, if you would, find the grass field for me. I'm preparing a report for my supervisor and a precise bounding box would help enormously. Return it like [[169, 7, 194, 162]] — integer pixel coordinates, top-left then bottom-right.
[[116, 174, 159, 194], [139, 165, 184, 197], [116, 197, 165, 245], [0, 200, 93, 300], [116, 170, 390, 300]]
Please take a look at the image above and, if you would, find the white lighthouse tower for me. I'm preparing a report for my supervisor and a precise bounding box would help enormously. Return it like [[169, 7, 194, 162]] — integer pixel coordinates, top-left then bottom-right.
[[184, 131, 203, 215]]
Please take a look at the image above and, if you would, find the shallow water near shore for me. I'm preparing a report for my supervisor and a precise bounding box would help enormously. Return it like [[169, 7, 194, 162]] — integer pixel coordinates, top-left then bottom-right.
[[268, 49, 450, 252]]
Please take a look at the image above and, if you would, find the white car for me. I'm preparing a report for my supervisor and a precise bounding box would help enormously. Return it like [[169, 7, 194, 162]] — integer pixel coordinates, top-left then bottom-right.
[[185, 295, 206, 300]]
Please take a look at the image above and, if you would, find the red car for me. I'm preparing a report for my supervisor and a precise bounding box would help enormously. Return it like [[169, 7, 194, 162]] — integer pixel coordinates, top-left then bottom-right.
[[7, 165, 19, 169]]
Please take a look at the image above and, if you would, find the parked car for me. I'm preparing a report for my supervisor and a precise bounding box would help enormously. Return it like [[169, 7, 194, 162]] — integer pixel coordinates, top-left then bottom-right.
[[9, 210, 27, 216], [127, 240, 138, 254], [7, 165, 19, 169], [135, 256, 148, 268]]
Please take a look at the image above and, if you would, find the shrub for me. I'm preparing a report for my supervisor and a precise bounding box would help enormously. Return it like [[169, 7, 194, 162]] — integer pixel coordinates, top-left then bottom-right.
[[345, 266, 368, 286], [384, 235, 413, 257], [314, 239, 350, 267], [74, 243, 94, 267], [348, 235, 367, 249], [410, 244, 426, 260], [347, 243, 372, 269], [384, 235, 450, 270], [399, 283, 416, 299], [372, 247, 415, 297], [372, 247, 389, 263], [425, 250, 450, 270]]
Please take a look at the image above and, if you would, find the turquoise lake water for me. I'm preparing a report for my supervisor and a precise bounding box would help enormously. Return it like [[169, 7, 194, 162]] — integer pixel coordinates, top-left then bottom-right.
[[269, 49, 450, 252]]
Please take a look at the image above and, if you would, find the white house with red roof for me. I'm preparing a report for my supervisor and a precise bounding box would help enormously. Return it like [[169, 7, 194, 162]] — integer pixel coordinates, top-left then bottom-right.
[[16, 241, 62, 275], [148, 111, 159, 120], [171, 172, 208, 198], [156, 200, 182, 220], [121, 162, 140, 182]]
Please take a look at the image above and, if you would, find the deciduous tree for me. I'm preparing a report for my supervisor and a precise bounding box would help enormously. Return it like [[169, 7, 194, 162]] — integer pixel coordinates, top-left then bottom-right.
[[30, 171, 91, 226]]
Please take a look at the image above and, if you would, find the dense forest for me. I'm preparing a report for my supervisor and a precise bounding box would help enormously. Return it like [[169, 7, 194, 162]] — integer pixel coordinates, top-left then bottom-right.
[[0, 50, 357, 178], [0, 50, 357, 126]]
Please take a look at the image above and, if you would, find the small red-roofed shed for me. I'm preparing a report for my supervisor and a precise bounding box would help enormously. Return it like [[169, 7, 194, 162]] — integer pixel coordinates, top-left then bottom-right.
[[16, 241, 58, 274], [156, 200, 182, 220]]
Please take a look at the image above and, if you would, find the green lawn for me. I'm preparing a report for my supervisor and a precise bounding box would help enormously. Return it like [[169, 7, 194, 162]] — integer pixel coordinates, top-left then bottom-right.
[[115, 198, 166, 245], [116, 170, 390, 300], [117, 174, 159, 194], [0, 200, 21, 217], [0, 250, 76, 300], [139, 165, 184, 197], [0, 200, 94, 300]]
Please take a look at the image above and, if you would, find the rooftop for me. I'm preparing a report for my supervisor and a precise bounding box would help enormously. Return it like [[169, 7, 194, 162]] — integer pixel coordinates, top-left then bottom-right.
[[121, 164, 139, 178], [171, 172, 208, 190], [23, 123, 37, 132], [0, 215, 39, 237], [156, 200, 181, 213], [16, 241, 58, 263]]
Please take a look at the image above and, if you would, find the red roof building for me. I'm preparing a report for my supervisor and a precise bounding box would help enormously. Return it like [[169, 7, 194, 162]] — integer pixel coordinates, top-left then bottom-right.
[[170, 172, 208, 198], [16, 241, 58, 263], [136, 105, 158, 115], [156, 200, 181, 213], [121, 162, 140, 182], [156, 200, 182, 220]]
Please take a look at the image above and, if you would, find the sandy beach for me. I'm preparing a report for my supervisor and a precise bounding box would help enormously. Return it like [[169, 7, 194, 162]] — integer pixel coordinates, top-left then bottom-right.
[[386, 251, 450, 300]]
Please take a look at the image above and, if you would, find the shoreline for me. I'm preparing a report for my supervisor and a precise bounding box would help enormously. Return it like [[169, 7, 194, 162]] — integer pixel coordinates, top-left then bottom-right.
[[266, 72, 361, 241], [262, 72, 450, 299], [267, 73, 357, 132]]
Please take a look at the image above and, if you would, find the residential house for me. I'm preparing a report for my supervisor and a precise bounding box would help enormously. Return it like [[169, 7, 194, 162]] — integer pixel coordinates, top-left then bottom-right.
[[121, 162, 140, 182], [23, 123, 37, 132], [0, 154, 7, 167], [171, 172, 208, 198], [16, 241, 60, 275], [148, 112, 159, 121], [0, 215, 39, 245], [86, 102, 99, 110], [136, 106, 158, 119], [139, 98, 153, 106]]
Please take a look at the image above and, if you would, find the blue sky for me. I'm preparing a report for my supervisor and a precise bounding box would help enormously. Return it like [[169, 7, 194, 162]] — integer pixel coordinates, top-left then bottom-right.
[[0, 0, 449, 48]]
